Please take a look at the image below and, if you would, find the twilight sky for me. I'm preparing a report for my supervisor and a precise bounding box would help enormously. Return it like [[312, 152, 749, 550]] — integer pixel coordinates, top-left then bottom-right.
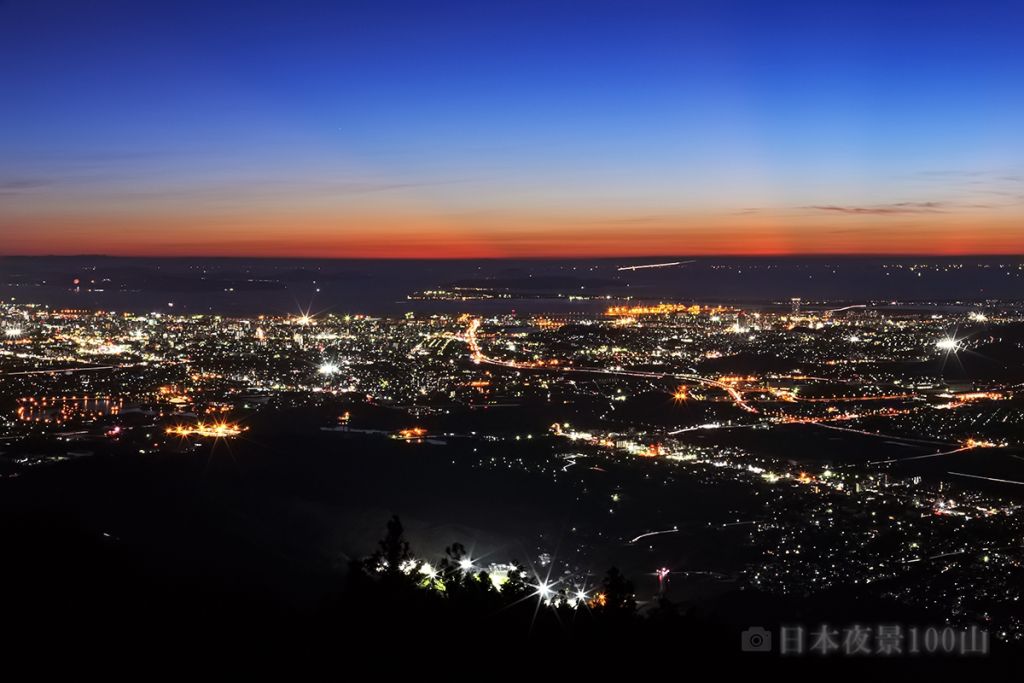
[[2, 0, 1023, 257]]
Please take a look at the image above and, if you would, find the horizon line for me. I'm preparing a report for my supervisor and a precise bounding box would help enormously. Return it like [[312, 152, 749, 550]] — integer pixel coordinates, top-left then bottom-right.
[[4, 252, 1024, 261]]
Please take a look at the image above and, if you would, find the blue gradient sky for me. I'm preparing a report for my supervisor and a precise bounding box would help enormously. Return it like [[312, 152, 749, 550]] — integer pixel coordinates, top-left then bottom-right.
[[2, 0, 1023, 256]]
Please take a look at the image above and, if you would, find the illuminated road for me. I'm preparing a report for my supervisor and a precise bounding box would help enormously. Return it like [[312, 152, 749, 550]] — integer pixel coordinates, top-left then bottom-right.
[[0, 365, 115, 376], [629, 520, 756, 545], [629, 528, 680, 544], [810, 421, 953, 447], [866, 445, 973, 466], [790, 393, 917, 403], [903, 549, 968, 564], [617, 260, 694, 271], [947, 471, 1024, 487], [460, 318, 758, 413]]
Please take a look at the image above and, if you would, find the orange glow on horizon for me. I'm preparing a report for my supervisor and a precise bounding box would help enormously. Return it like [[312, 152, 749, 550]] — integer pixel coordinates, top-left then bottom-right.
[[3, 209, 1023, 258]]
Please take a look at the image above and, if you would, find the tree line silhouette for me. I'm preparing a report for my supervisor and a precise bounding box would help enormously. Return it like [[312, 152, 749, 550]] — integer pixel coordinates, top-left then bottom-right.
[[333, 515, 728, 645]]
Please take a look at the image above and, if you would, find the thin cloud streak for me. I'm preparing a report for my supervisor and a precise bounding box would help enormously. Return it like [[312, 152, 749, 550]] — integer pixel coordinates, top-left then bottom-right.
[[807, 202, 949, 215]]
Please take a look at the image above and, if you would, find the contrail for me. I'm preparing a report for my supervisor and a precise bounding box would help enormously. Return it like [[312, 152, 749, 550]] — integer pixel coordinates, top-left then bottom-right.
[[617, 260, 694, 271]]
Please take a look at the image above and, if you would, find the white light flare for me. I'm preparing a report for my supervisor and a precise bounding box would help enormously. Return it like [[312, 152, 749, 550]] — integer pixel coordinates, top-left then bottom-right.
[[532, 580, 555, 604], [318, 362, 340, 376]]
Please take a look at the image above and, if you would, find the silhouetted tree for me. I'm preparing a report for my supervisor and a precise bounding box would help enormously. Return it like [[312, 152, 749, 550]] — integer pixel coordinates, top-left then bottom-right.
[[436, 541, 466, 589], [367, 514, 413, 577], [499, 561, 532, 600], [437, 542, 506, 604], [341, 518, 700, 644], [599, 566, 637, 615]]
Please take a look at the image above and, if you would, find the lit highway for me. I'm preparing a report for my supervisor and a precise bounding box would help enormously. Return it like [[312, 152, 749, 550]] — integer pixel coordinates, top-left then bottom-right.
[[460, 318, 758, 413]]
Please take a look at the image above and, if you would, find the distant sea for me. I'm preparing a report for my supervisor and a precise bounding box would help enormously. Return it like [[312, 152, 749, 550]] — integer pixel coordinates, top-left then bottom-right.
[[1, 255, 1022, 317]]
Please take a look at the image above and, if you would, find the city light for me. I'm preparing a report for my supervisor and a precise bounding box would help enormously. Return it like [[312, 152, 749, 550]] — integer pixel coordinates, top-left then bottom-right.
[[3, 275, 1024, 643], [166, 421, 245, 438], [318, 362, 340, 376]]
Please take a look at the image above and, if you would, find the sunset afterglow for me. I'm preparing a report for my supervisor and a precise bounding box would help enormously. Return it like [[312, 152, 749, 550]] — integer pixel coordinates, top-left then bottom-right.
[[2, 1, 1022, 257]]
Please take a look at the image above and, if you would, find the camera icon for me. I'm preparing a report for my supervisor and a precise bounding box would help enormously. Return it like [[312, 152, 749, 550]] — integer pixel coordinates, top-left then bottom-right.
[[741, 626, 773, 652]]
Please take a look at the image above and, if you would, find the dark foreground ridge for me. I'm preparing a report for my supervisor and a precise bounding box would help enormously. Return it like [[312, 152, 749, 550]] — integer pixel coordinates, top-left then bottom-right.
[[1, 446, 1016, 672]]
